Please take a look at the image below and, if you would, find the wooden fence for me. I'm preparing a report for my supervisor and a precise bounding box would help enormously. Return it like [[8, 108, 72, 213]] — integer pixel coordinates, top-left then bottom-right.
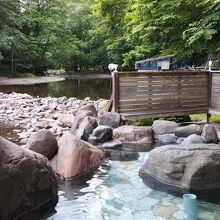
[[112, 71, 213, 121], [209, 72, 220, 115]]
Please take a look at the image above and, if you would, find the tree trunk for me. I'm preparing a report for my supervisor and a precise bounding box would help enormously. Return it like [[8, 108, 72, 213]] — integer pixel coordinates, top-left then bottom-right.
[[11, 45, 16, 77], [11, 46, 14, 77]]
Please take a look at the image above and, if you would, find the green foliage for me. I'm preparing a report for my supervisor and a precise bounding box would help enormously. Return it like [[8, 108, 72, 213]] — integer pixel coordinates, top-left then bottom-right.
[[130, 118, 154, 126], [1, 0, 220, 75], [161, 116, 191, 123], [190, 114, 220, 123]]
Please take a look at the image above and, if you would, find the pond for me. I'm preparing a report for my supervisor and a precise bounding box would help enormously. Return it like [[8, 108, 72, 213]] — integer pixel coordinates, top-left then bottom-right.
[[0, 78, 112, 100], [43, 150, 220, 220]]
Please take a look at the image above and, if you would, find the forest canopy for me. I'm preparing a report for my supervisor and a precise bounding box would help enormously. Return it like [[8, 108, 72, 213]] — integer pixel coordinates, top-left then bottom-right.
[[0, 0, 219, 75]]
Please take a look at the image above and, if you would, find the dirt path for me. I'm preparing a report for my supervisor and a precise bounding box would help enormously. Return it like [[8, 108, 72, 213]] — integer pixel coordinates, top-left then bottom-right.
[[0, 74, 111, 86], [0, 77, 65, 85]]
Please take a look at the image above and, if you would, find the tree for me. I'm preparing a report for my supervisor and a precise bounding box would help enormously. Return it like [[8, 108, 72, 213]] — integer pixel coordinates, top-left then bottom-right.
[[0, 0, 25, 76]]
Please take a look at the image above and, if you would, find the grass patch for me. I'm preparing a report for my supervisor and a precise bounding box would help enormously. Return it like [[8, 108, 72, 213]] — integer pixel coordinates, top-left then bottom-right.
[[129, 114, 220, 127], [129, 118, 154, 126], [190, 114, 220, 123], [129, 115, 191, 126]]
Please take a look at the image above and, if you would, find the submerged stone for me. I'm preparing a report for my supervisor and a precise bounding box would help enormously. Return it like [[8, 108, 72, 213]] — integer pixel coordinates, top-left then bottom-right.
[[102, 139, 122, 149]]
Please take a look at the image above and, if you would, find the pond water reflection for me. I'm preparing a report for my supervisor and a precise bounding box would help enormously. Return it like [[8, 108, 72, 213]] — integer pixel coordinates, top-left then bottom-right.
[[0, 78, 112, 99]]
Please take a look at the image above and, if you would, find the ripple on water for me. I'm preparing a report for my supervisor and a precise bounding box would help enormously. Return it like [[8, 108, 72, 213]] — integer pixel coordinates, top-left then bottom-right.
[[43, 151, 220, 220]]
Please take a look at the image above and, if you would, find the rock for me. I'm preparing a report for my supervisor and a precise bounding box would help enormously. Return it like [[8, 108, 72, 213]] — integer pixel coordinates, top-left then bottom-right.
[[181, 134, 204, 145], [152, 120, 178, 135], [176, 138, 184, 145], [50, 154, 57, 171], [174, 124, 202, 137], [70, 110, 94, 133], [102, 139, 122, 149], [88, 135, 98, 145], [26, 129, 58, 160], [52, 113, 59, 119], [90, 125, 113, 144], [0, 137, 57, 220], [35, 121, 45, 129], [79, 104, 97, 117], [201, 124, 219, 144], [113, 125, 153, 144], [74, 116, 98, 141], [18, 131, 30, 139], [58, 113, 75, 127], [56, 134, 105, 180], [158, 134, 178, 145], [98, 112, 121, 128], [110, 151, 139, 161], [139, 144, 220, 201]]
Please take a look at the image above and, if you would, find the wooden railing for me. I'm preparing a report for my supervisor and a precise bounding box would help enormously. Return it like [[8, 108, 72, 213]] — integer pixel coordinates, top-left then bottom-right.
[[112, 71, 211, 121]]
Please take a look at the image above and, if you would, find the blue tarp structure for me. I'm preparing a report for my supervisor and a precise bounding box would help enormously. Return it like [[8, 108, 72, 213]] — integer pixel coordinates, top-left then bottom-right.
[[135, 55, 191, 71]]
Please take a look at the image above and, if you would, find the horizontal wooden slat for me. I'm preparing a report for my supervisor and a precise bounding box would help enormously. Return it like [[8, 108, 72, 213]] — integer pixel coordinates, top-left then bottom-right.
[[121, 109, 208, 120], [120, 93, 207, 100], [120, 100, 208, 106], [112, 71, 209, 120]]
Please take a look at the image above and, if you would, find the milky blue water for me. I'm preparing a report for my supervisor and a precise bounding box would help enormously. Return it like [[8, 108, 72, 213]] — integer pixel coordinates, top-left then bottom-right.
[[45, 152, 220, 220]]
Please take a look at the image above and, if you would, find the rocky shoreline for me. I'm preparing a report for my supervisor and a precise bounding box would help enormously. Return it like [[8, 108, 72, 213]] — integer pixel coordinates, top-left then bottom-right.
[[0, 92, 109, 144]]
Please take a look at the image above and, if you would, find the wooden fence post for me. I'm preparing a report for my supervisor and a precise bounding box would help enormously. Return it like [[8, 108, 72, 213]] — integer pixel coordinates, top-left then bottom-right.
[[207, 72, 212, 123], [112, 71, 119, 112]]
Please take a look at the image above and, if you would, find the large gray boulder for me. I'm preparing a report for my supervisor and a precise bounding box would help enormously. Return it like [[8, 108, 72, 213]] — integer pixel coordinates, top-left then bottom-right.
[[102, 139, 122, 149], [74, 116, 98, 141], [70, 110, 94, 134], [56, 134, 105, 180], [201, 124, 219, 144], [26, 129, 58, 160], [139, 144, 220, 201], [152, 120, 178, 135], [113, 125, 153, 144], [181, 134, 204, 145], [98, 112, 121, 128], [158, 134, 178, 145], [88, 125, 113, 145], [79, 104, 97, 117], [174, 124, 202, 138], [0, 137, 58, 220]]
